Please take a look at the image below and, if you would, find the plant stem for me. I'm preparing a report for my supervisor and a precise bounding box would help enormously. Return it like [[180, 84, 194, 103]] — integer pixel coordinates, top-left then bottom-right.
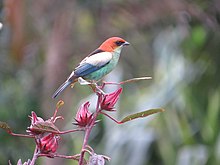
[[100, 111, 122, 124], [38, 153, 80, 160], [10, 133, 35, 138], [102, 76, 152, 87], [58, 128, 85, 134], [78, 93, 102, 165], [30, 146, 38, 165]]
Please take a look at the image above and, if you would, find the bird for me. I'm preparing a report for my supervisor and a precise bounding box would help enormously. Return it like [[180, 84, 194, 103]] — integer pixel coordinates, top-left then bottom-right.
[[52, 37, 130, 98]]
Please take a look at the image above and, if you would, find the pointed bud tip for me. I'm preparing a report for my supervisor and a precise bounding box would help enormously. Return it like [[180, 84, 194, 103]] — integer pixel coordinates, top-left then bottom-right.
[[56, 100, 64, 109]]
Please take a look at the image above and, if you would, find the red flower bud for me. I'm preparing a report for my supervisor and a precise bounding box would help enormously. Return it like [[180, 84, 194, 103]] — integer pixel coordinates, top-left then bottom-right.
[[27, 111, 59, 135], [74, 102, 93, 127], [30, 111, 44, 125], [101, 88, 122, 111], [37, 133, 60, 154], [27, 111, 45, 135]]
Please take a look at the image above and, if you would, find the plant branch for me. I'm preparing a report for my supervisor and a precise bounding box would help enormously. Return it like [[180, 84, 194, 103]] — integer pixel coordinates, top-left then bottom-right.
[[101, 76, 152, 88], [30, 146, 38, 165], [10, 132, 35, 138], [58, 128, 85, 135], [100, 111, 122, 124], [38, 153, 80, 160], [78, 93, 102, 165]]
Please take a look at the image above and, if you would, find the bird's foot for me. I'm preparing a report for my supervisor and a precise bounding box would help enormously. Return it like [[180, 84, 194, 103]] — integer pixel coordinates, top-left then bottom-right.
[[95, 86, 106, 95], [91, 82, 106, 95], [83, 80, 105, 95]]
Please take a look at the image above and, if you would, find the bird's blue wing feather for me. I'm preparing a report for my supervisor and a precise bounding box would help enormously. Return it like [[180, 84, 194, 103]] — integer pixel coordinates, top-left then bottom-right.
[[74, 51, 112, 77], [74, 63, 101, 77]]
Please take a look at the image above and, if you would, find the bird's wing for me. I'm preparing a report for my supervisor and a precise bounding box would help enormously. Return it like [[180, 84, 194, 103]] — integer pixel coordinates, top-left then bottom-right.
[[74, 51, 112, 77]]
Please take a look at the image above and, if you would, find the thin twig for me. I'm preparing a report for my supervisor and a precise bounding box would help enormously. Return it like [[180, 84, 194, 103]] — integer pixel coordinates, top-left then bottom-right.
[[30, 146, 38, 165], [78, 93, 102, 165], [10, 133, 35, 138], [119, 76, 152, 84], [100, 111, 122, 124], [58, 128, 85, 134], [38, 153, 80, 160], [52, 100, 64, 122], [102, 76, 152, 88]]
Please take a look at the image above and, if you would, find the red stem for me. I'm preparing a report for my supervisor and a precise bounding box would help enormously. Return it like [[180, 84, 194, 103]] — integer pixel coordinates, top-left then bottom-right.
[[10, 132, 35, 138], [78, 93, 102, 165], [30, 146, 38, 165], [58, 128, 85, 134], [100, 111, 122, 124], [38, 153, 80, 160], [52, 107, 59, 122]]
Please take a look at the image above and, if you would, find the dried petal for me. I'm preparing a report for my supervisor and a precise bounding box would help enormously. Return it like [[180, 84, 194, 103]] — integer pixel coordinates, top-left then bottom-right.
[[88, 154, 106, 165], [27, 112, 60, 135]]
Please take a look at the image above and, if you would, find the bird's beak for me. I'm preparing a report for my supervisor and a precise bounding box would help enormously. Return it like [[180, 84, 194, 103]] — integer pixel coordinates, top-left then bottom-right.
[[123, 41, 130, 46]]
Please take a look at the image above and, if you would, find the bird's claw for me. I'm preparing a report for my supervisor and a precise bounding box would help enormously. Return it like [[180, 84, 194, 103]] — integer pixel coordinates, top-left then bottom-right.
[[95, 87, 106, 95]]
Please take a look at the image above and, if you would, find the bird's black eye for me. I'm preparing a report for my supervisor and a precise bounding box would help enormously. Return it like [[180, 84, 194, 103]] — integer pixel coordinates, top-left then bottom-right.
[[115, 40, 125, 46]]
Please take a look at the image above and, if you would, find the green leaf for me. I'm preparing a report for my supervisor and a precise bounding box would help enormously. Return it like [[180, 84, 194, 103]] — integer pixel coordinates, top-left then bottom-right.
[[0, 121, 12, 134], [120, 108, 165, 124]]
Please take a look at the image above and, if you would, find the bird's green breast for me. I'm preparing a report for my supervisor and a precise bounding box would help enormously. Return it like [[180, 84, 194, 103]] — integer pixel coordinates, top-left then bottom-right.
[[83, 51, 121, 81]]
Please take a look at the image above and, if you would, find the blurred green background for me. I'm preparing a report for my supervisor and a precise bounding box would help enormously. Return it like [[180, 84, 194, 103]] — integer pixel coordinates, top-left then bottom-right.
[[0, 0, 220, 164]]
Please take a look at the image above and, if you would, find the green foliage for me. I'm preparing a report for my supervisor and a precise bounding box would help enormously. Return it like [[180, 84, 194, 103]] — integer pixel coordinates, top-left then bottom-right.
[[120, 108, 164, 124]]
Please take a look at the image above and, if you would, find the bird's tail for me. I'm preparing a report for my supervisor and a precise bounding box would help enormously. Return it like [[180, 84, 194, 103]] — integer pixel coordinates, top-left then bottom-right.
[[52, 80, 72, 98]]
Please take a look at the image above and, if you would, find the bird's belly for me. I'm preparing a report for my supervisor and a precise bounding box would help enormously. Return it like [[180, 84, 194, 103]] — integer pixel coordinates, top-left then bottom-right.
[[83, 63, 115, 81]]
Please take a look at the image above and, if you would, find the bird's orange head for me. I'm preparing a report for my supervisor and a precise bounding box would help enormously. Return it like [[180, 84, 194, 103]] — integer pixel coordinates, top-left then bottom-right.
[[99, 37, 130, 52]]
